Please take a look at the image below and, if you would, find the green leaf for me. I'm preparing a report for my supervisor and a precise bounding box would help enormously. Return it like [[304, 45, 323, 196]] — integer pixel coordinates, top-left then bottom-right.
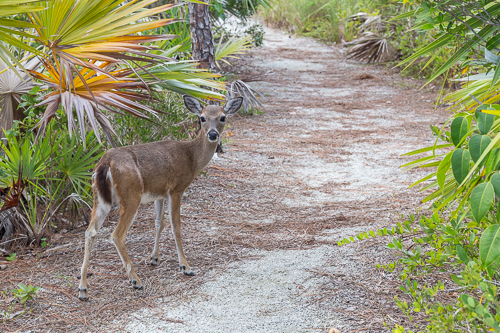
[[485, 148, 500, 175], [492, 64, 500, 88], [470, 182, 494, 222], [476, 110, 496, 135], [491, 172, 500, 197], [480, 224, 500, 268], [469, 134, 492, 163], [485, 48, 500, 64], [487, 34, 500, 51], [460, 294, 471, 306], [456, 245, 469, 264], [459, 131, 500, 188], [437, 152, 452, 189], [451, 274, 464, 286], [451, 117, 469, 147], [402, 143, 453, 156], [467, 296, 477, 308], [451, 149, 471, 184]]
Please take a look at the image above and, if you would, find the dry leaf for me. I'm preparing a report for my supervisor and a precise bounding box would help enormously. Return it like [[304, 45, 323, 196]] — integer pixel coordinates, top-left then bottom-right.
[[328, 329, 341, 333]]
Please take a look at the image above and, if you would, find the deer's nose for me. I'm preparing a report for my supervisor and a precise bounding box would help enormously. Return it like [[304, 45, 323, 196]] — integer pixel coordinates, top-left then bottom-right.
[[207, 130, 219, 142]]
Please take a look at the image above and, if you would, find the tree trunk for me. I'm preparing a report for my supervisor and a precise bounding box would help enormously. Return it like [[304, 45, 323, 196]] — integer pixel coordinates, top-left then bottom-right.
[[188, 3, 216, 71], [188, 3, 224, 152]]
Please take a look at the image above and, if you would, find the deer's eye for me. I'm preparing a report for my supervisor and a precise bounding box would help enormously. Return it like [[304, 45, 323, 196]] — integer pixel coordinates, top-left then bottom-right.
[[220, 116, 226, 122], [200, 116, 207, 123]]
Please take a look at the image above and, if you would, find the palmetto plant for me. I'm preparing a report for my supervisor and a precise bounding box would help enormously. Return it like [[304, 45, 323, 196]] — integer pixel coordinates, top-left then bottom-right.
[[214, 34, 253, 68], [0, 56, 39, 132], [0, 0, 44, 72], [0, 128, 102, 242], [346, 31, 391, 63], [394, 0, 500, 85], [346, 14, 395, 63], [0, 0, 225, 143]]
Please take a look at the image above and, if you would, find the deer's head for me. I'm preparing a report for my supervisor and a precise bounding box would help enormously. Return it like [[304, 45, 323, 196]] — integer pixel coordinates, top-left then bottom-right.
[[183, 96, 243, 143]]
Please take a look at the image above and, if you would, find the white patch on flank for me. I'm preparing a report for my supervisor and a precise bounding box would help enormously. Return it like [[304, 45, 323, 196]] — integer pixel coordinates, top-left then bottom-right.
[[96, 194, 111, 223], [106, 167, 120, 206], [141, 192, 164, 204]]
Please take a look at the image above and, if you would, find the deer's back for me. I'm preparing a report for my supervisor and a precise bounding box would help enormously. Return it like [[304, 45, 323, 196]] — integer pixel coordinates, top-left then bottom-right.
[[95, 140, 198, 201]]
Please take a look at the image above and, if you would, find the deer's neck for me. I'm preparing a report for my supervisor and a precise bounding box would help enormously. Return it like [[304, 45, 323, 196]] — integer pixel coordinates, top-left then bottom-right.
[[191, 129, 218, 173]]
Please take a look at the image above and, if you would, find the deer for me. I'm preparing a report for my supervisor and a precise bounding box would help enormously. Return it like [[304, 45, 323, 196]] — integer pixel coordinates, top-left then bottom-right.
[[77, 95, 243, 301]]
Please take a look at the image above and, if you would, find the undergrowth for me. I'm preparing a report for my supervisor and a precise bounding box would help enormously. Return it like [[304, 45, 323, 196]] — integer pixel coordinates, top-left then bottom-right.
[[338, 1, 500, 331], [259, 0, 447, 80]]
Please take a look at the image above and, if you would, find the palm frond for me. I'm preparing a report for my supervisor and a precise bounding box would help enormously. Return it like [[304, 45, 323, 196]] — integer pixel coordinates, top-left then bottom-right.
[[0, 0, 44, 75], [346, 32, 390, 63], [226, 80, 266, 110], [0, 56, 40, 132], [215, 34, 253, 67]]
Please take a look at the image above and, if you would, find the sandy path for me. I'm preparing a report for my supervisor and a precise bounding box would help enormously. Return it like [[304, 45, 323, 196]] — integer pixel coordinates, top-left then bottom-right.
[[0, 26, 446, 333], [116, 28, 446, 332], [0, 25, 451, 333]]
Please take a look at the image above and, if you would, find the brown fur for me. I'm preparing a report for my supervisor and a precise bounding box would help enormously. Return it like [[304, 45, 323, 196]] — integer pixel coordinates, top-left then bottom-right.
[[78, 98, 243, 301]]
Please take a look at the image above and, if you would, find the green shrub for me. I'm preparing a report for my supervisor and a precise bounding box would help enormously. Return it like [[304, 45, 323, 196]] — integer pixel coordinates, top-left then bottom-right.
[[339, 1, 500, 331], [110, 91, 193, 146], [260, 0, 363, 42], [11, 284, 39, 304]]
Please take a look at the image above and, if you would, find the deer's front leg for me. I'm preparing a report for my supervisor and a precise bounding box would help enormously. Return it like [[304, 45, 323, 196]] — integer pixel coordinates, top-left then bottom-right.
[[150, 199, 166, 265], [169, 192, 195, 276]]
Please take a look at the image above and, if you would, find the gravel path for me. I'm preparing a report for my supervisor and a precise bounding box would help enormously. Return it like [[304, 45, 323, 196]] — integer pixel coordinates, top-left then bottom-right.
[[118, 27, 447, 333], [0, 24, 451, 333]]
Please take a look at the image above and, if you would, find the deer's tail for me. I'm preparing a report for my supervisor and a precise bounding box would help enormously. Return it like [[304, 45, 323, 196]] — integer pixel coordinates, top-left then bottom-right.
[[94, 162, 112, 205]]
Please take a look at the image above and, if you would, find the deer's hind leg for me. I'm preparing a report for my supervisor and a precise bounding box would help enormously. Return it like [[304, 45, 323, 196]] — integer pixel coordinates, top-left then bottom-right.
[[169, 191, 195, 276], [78, 194, 111, 301], [111, 195, 143, 290], [150, 198, 166, 265]]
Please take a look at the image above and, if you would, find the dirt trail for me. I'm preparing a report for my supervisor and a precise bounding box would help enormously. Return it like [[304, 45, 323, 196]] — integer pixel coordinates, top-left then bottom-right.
[[0, 27, 447, 333], [117, 28, 446, 332]]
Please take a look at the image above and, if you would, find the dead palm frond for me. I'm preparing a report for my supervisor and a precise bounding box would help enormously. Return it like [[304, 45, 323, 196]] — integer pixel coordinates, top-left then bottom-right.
[[346, 32, 390, 63], [0, 56, 40, 132], [29, 59, 159, 144], [226, 80, 266, 110], [358, 15, 384, 34], [346, 13, 395, 64]]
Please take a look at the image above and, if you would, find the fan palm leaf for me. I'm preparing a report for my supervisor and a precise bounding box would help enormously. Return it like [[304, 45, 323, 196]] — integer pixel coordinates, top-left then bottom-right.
[[7, 0, 226, 143], [0, 56, 40, 132], [346, 32, 390, 63], [215, 34, 253, 67], [29, 59, 160, 144], [0, 0, 44, 75]]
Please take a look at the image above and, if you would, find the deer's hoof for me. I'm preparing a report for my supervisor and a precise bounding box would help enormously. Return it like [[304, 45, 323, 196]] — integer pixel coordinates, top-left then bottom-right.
[[77, 272, 93, 279], [181, 265, 195, 276], [78, 288, 89, 301], [149, 257, 159, 266], [131, 279, 143, 290]]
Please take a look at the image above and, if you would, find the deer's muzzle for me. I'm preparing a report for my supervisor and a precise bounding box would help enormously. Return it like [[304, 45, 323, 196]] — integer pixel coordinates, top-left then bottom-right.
[[207, 130, 219, 142]]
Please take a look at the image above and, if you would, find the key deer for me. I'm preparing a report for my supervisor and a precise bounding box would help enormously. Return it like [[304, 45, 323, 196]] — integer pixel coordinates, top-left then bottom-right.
[[78, 96, 243, 301]]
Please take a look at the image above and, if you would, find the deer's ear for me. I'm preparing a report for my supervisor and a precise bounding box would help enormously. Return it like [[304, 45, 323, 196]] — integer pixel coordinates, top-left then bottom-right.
[[224, 97, 244, 115], [183, 95, 203, 115]]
